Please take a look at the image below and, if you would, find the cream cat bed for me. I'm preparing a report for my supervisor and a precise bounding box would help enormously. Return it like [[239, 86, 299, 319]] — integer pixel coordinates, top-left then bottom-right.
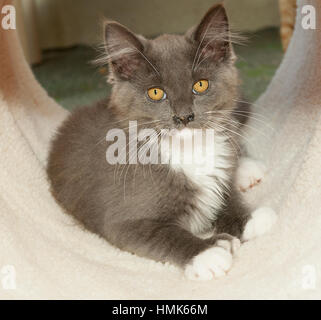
[[0, 0, 320, 299]]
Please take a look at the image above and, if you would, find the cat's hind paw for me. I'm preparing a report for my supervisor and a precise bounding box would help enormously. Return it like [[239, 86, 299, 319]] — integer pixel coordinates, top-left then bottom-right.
[[236, 157, 266, 192], [185, 241, 236, 280], [242, 207, 277, 241]]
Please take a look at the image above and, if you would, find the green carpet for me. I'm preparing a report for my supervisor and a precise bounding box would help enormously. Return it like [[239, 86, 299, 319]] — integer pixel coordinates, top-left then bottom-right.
[[32, 28, 283, 111]]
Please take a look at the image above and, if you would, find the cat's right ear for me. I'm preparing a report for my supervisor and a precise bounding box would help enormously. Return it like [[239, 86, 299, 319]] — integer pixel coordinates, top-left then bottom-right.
[[187, 3, 232, 64], [103, 21, 146, 81]]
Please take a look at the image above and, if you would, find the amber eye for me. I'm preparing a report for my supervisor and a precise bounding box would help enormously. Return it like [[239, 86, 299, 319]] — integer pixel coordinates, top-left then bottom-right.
[[147, 88, 166, 101], [193, 80, 209, 94]]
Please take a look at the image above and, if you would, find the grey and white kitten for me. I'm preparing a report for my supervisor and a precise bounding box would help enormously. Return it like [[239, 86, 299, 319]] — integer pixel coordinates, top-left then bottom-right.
[[47, 4, 277, 280]]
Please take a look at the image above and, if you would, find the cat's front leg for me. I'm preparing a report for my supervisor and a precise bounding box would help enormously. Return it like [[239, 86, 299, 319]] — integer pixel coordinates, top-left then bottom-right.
[[235, 157, 267, 192], [105, 219, 236, 281], [242, 207, 278, 241], [233, 158, 278, 239], [185, 233, 241, 280]]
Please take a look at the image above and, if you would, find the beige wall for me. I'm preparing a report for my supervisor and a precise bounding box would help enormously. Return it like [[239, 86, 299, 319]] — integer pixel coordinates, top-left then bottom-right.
[[14, 0, 41, 64], [15, 0, 280, 63], [33, 0, 280, 49]]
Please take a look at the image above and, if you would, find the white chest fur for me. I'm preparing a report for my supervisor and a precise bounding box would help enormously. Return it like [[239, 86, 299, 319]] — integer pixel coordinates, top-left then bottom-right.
[[163, 130, 233, 236]]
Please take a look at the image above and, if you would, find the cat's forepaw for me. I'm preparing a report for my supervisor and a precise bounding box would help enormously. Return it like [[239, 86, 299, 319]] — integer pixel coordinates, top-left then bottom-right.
[[242, 207, 277, 241], [185, 244, 234, 281], [236, 157, 266, 192], [215, 234, 241, 255], [198, 233, 241, 256]]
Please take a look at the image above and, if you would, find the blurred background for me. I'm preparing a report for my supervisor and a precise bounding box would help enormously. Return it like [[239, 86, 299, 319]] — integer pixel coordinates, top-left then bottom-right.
[[14, 0, 285, 110]]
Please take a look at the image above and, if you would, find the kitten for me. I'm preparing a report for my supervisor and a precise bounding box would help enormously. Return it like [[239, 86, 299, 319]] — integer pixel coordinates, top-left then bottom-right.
[[47, 4, 277, 280]]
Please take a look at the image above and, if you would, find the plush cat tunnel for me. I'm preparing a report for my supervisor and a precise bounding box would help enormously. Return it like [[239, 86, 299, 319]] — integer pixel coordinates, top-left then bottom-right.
[[0, 0, 320, 298]]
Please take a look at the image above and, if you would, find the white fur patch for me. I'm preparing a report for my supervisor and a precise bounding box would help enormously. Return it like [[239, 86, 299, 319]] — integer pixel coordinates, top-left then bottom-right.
[[236, 157, 266, 192], [185, 246, 233, 280], [242, 207, 278, 241], [216, 238, 241, 254], [164, 131, 232, 235]]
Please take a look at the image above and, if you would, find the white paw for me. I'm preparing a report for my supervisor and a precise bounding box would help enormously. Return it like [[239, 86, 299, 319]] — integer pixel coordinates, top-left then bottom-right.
[[185, 246, 233, 280], [216, 237, 241, 254], [242, 207, 277, 241], [236, 157, 266, 192]]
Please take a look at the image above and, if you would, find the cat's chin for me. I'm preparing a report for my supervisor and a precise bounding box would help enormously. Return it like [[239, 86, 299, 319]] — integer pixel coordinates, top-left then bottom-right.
[[168, 127, 210, 137], [171, 128, 193, 138]]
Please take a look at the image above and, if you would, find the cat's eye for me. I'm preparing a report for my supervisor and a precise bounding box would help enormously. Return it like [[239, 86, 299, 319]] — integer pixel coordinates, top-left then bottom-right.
[[147, 88, 166, 101], [193, 80, 209, 94]]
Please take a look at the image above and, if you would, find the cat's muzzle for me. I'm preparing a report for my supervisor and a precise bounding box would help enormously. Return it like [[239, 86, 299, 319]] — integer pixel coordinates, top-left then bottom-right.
[[173, 113, 195, 126]]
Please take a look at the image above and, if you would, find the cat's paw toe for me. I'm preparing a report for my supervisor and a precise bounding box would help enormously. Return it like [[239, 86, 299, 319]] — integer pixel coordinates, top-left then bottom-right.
[[216, 236, 241, 254], [231, 238, 241, 253], [242, 207, 277, 241], [236, 157, 266, 192], [185, 246, 233, 280]]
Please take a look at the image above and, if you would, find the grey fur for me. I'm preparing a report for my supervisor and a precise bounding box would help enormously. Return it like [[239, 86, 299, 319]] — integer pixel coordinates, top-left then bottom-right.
[[47, 4, 250, 268]]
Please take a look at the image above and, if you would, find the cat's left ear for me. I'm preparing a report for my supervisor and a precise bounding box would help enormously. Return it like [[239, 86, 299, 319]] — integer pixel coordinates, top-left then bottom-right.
[[103, 21, 148, 81], [187, 3, 233, 64]]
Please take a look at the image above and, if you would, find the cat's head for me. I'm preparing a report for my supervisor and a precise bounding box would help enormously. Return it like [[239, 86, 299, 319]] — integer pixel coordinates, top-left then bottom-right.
[[101, 4, 241, 131]]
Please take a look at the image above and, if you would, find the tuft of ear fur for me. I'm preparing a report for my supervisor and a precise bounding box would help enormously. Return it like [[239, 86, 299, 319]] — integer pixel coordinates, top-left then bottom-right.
[[96, 21, 148, 82], [190, 3, 236, 70]]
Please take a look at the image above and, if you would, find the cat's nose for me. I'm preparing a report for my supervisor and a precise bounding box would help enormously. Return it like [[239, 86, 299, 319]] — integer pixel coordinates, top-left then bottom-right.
[[173, 113, 195, 126]]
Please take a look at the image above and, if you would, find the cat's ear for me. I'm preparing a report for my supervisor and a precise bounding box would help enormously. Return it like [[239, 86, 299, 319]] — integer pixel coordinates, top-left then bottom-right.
[[103, 21, 146, 80], [188, 3, 232, 64]]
